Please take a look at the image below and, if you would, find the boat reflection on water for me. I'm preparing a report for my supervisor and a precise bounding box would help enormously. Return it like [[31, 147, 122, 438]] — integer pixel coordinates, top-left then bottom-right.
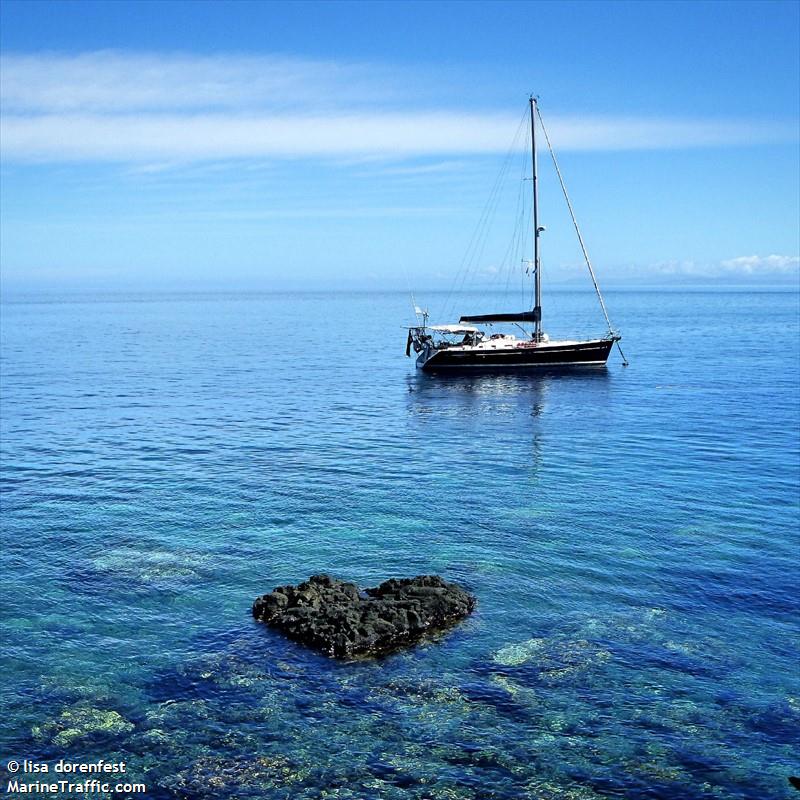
[[405, 365, 612, 413], [405, 367, 614, 480]]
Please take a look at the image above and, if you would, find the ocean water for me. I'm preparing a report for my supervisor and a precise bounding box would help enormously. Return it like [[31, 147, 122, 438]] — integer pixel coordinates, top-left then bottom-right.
[[1, 288, 798, 800]]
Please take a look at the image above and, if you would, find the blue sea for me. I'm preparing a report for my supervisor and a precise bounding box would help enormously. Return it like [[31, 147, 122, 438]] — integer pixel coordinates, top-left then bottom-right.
[[1, 288, 798, 800]]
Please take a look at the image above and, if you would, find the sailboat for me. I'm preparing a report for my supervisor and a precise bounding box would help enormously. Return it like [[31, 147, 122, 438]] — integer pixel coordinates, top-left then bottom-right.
[[406, 96, 625, 371]]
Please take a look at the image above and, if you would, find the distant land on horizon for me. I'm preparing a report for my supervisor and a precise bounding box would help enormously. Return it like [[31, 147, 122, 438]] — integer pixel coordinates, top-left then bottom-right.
[[1, 272, 798, 298]]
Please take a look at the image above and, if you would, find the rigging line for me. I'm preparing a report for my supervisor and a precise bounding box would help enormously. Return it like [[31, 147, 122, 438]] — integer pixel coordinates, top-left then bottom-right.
[[450, 117, 524, 313], [440, 166, 504, 320], [508, 125, 531, 321], [494, 121, 530, 322], [535, 104, 616, 336], [501, 171, 528, 298], [441, 151, 510, 319], [499, 143, 527, 277], [400, 239, 422, 325], [516, 120, 535, 334], [440, 108, 528, 322], [463, 162, 510, 295], [500, 139, 530, 304], [615, 340, 630, 366]]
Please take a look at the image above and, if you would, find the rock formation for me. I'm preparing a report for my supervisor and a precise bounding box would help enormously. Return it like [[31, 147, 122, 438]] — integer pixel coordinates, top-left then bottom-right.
[[252, 574, 475, 658]]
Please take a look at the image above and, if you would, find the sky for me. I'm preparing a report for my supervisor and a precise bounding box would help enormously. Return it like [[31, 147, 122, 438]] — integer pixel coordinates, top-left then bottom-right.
[[1, 0, 798, 292]]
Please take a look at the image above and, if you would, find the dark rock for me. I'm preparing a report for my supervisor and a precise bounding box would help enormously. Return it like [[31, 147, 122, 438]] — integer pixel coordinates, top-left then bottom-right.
[[252, 574, 476, 658]]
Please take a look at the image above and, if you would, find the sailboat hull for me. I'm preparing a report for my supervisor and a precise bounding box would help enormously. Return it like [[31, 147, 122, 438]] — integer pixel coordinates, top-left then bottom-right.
[[417, 338, 616, 371]]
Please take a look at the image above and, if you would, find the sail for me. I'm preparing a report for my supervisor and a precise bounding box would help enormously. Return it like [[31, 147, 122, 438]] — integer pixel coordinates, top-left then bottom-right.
[[460, 308, 541, 324]]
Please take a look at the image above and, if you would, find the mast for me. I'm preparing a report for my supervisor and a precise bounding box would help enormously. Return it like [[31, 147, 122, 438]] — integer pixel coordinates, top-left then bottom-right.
[[530, 95, 542, 340]]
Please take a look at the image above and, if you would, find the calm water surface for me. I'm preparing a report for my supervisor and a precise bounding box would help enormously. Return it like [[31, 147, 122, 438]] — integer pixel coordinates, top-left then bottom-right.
[[1, 289, 798, 799]]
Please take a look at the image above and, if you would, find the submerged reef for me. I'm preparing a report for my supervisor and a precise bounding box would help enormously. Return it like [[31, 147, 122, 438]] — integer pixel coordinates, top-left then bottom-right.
[[252, 574, 476, 658], [168, 754, 307, 799], [32, 703, 134, 747]]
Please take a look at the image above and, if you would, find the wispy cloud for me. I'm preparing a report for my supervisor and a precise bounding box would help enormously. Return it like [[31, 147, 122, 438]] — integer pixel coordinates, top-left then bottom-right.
[[1, 52, 797, 163], [4, 111, 795, 163], [656, 255, 800, 277], [1, 111, 517, 161], [719, 254, 800, 274], [0, 51, 390, 112], [360, 160, 470, 176], [182, 206, 459, 220]]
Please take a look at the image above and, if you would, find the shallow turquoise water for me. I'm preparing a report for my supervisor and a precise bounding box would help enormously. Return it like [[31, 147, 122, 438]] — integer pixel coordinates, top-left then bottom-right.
[[1, 289, 798, 799]]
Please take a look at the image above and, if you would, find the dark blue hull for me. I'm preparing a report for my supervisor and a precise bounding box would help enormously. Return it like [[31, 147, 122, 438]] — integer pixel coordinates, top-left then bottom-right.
[[418, 338, 616, 371]]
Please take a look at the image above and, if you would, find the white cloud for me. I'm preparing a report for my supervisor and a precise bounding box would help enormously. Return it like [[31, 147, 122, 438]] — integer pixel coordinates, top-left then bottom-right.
[[183, 206, 458, 220], [656, 255, 800, 277], [1, 52, 797, 163], [718, 254, 800, 274], [0, 52, 388, 112], [3, 111, 795, 163], [1, 111, 516, 161], [362, 160, 469, 176]]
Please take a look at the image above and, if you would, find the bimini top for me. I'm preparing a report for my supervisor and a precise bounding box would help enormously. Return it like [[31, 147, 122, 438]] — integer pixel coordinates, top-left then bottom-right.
[[428, 324, 481, 333]]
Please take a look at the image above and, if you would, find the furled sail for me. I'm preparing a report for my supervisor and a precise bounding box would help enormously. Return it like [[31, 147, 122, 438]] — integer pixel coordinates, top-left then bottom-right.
[[459, 307, 541, 324]]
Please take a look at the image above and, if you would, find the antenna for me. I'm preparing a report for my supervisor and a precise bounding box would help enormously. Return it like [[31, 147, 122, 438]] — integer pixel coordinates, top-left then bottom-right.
[[411, 294, 428, 328]]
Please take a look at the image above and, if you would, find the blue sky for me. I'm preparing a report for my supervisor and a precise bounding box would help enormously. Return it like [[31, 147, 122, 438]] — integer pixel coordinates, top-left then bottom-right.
[[1, 0, 798, 291]]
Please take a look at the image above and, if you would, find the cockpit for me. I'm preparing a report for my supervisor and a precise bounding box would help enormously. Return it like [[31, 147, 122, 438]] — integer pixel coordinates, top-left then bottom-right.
[[406, 324, 485, 356]]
